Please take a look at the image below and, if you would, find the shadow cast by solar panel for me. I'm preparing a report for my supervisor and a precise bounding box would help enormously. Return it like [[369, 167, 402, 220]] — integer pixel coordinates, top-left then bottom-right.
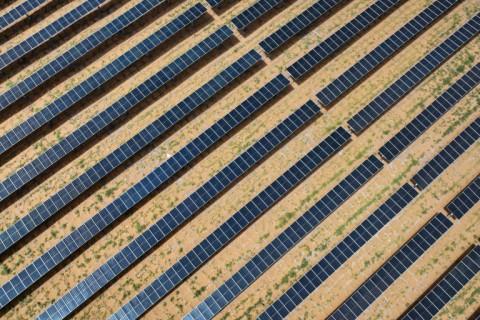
[[293, 0, 408, 85], [318, 1, 460, 110], [0, 0, 19, 12], [265, 0, 349, 60], [0, 13, 214, 167], [0, 81, 294, 313], [210, 0, 239, 15]]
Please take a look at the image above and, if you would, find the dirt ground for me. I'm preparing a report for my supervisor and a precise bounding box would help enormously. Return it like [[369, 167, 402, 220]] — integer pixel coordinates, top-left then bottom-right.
[[0, 0, 478, 319]]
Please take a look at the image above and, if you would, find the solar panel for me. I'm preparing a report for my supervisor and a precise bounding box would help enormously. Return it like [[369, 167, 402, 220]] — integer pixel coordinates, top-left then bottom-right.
[[185, 155, 383, 320], [0, 0, 169, 111], [328, 213, 454, 320], [379, 63, 480, 162], [445, 176, 480, 219], [258, 183, 419, 320], [0, 73, 290, 309], [37, 101, 321, 320], [316, 0, 459, 106], [0, 50, 262, 254], [347, 14, 480, 133], [286, 0, 401, 80], [402, 246, 480, 320], [205, 0, 228, 7], [0, 22, 229, 204], [259, 0, 342, 54], [231, 0, 283, 30], [0, 0, 47, 31], [0, 3, 207, 152], [112, 126, 352, 320], [0, 0, 107, 70], [411, 117, 480, 190]]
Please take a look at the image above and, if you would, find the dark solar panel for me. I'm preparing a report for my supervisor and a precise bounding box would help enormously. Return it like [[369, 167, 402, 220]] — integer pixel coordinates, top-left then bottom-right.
[[112, 126, 353, 320], [347, 14, 480, 133], [0, 0, 47, 30], [411, 117, 480, 190], [328, 213, 453, 320], [258, 183, 419, 320], [316, 0, 459, 106], [286, 0, 401, 79], [206, 0, 229, 7], [0, 73, 290, 309], [445, 176, 480, 219], [379, 64, 480, 162], [0, 50, 262, 254], [185, 155, 384, 320], [402, 246, 480, 320], [0, 0, 107, 70], [0, 0, 169, 111], [0, 3, 207, 152], [259, 0, 342, 54], [231, 0, 283, 30], [37, 101, 321, 320]]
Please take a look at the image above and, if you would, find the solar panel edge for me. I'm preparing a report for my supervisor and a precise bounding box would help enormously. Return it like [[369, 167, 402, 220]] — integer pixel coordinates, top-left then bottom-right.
[[445, 176, 480, 219], [231, 0, 283, 30]]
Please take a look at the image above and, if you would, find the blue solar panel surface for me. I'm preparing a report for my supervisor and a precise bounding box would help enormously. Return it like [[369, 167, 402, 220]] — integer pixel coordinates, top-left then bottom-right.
[[0, 73, 290, 309], [259, 0, 342, 54], [446, 176, 480, 219], [205, 0, 228, 7], [379, 63, 480, 162], [0, 0, 168, 111], [0, 3, 207, 153], [328, 213, 453, 320], [37, 101, 321, 320], [231, 0, 283, 30], [0, 0, 47, 30], [0, 0, 107, 70], [347, 14, 480, 133], [412, 117, 480, 190], [258, 183, 419, 320], [0, 49, 262, 255], [286, 0, 400, 79], [402, 246, 480, 320], [185, 155, 383, 320], [316, 0, 459, 106]]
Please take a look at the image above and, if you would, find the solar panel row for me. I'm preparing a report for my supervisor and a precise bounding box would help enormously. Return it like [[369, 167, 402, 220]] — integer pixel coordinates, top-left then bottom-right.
[[286, 0, 401, 80], [38, 100, 321, 320], [328, 213, 454, 320], [231, 0, 283, 30], [0, 0, 47, 30], [316, 0, 459, 106], [258, 183, 419, 320], [0, 0, 168, 111], [0, 73, 291, 309], [0, 3, 207, 152], [347, 14, 480, 133], [379, 63, 480, 162], [113, 125, 352, 320], [259, 0, 342, 54], [0, 49, 262, 255], [205, 0, 227, 8], [411, 117, 480, 190], [0, 0, 107, 70], [402, 246, 480, 320], [186, 155, 384, 320], [445, 176, 480, 220], [0, 20, 228, 204]]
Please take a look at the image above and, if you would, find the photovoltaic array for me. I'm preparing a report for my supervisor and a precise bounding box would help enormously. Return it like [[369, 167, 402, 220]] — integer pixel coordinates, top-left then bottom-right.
[[205, 0, 228, 8], [37, 101, 321, 320], [259, 0, 342, 54], [0, 0, 47, 30], [347, 14, 480, 133], [445, 176, 480, 220], [0, 3, 207, 150], [402, 246, 480, 320], [0, 0, 168, 111], [231, 0, 283, 30], [258, 183, 419, 320], [379, 63, 480, 162], [0, 73, 291, 309], [0, 0, 107, 70], [286, 0, 401, 80], [316, 0, 459, 106], [0, 49, 262, 254], [185, 155, 383, 320]]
